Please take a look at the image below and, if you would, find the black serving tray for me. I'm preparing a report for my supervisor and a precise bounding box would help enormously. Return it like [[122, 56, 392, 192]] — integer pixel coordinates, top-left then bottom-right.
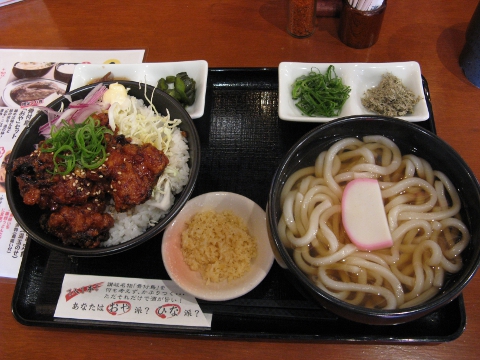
[[12, 68, 466, 343]]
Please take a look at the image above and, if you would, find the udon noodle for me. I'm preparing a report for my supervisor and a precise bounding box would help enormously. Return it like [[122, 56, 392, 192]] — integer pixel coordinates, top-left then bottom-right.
[[278, 135, 470, 310]]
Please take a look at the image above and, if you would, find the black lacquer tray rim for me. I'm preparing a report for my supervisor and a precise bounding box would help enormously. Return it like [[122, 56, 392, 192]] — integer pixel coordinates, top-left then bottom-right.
[[11, 238, 467, 343], [10, 67, 466, 343]]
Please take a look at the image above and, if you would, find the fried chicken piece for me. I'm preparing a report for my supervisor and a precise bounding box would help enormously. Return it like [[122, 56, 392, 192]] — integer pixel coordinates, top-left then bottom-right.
[[90, 112, 109, 127], [12, 146, 108, 212], [41, 202, 114, 248], [11, 131, 169, 248], [12, 147, 113, 248], [100, 134, 169, 212]]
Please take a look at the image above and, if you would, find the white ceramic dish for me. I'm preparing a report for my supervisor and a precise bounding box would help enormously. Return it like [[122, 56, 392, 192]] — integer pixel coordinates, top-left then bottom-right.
[[70, 60, 208, 119], [162, 192, 274, 301], [278, 61, 429, 122]]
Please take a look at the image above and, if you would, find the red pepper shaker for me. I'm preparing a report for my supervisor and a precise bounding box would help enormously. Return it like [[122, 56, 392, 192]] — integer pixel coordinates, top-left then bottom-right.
[[287, 0, 316, 38]]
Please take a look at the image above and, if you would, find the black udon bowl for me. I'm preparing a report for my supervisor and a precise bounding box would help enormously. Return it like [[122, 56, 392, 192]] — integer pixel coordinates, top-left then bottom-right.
[[266, 116, 480, 325], [6, 81, 200, 257]]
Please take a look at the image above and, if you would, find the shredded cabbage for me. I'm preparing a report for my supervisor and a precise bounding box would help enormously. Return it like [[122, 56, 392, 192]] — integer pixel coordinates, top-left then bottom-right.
[[108, 96, 181, 154]]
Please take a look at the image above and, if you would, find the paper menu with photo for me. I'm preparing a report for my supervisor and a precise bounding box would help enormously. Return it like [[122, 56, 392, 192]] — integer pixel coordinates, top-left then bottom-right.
[[0, 49, 145, 108], [0, 107, 37, 278]]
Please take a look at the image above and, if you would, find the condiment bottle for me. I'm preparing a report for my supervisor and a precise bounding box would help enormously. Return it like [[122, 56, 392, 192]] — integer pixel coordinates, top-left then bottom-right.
[[287, 0, 316, 38], [338, 0, 387, 49]]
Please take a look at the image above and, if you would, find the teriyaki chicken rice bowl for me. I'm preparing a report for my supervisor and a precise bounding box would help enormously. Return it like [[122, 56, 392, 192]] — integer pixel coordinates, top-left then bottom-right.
[[10, 82, 191, 249]]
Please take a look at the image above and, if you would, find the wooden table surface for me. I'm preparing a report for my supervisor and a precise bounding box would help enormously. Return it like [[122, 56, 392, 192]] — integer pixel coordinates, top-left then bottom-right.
[[1, 0, 480, 359]]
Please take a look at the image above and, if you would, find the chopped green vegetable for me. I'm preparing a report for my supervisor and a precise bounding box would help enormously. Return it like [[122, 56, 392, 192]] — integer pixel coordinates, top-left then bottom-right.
[[41, 116, 113, 175], [158, 78, 168, 91], [165, 75, 176, 83], [291, 65, 351, 117], [157, 72, 196, 108], [175, 76, 185, 93]]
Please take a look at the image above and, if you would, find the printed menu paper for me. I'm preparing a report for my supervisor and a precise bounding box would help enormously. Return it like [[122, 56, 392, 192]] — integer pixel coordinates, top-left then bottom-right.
[[0, 48, 145, 108], [0, 48, 145, 279], [0, 107, 38, 278], [54, 274, 212, 328]]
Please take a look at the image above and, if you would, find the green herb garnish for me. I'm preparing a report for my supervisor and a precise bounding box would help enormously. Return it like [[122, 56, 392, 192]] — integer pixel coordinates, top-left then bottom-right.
[[292, 65, 351, 117], [41, 116, 113, 175]]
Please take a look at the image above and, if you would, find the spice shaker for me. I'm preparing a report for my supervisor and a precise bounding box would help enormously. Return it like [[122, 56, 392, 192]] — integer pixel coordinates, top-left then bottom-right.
[[287, 0, 316, 38]]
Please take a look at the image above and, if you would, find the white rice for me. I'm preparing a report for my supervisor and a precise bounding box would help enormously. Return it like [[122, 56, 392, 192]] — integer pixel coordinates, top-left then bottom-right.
[[100, 116, 190, 247]]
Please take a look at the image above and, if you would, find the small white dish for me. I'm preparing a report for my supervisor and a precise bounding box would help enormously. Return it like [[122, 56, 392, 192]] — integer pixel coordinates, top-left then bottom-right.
[[162, 192, 274, 301], [278, 61, 429, 122], [70, 60, 208, 119]]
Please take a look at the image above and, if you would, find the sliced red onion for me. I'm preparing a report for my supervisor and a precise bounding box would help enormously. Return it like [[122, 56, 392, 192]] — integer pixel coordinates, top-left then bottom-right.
[[71, 104, 106, 124], [83, 83, 106, 104], [39, 83, 109, 137]]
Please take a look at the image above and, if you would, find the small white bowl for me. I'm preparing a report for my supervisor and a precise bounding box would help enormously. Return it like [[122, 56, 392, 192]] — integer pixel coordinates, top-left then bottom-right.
[[70, 60, 208, 119], [278, 61, 429, 122], [162, 192, 274, 301]]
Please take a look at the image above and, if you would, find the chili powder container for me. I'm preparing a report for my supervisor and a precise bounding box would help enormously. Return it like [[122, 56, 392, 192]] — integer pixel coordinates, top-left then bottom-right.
[[287, 0, 316, 38]]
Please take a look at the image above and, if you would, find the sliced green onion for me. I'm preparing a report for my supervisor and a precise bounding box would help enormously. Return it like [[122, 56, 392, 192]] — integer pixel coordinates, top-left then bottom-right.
[[41, 116, 113, 175], [291, 65, 351, 117]]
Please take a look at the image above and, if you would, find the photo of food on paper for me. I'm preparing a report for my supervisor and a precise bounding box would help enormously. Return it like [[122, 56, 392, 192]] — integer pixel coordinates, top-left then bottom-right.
[[0, 61, 76, 107]]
